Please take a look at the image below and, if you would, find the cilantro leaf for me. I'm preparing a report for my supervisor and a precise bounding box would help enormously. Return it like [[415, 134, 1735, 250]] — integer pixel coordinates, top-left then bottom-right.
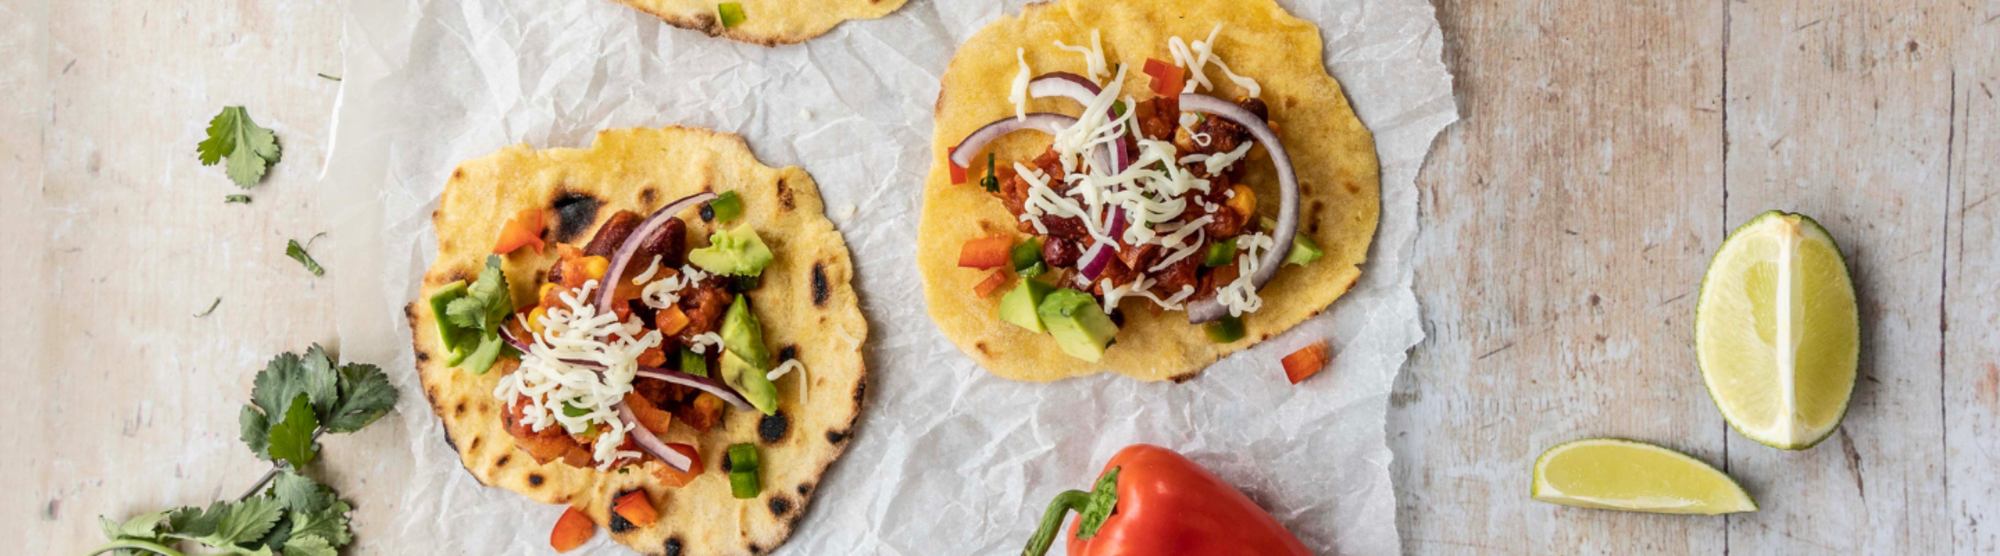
[[286, 238, 325, 276], [197, 106, 282, 188], [284, 535, 338, 556], [169, 503, 230, 538], [250, 352, 310, 426], [239, 404, 271, 459], [271, 471, 334, 515], [325, 362, 396, 433], [100, 509, 173, 541], [301, 345, 340, 416], [265, 394, 319, 466], [178, 497, 282, 553], [288, 500, 354, 548], [444, 296, 488, 330]]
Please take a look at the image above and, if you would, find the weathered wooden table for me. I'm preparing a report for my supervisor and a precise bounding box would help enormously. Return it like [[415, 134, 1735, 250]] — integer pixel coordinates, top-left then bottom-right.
[[7, 0, 1995, 554]]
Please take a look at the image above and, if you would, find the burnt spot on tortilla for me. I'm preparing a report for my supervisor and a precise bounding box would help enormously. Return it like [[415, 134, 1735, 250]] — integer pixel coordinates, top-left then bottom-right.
[[608, 489, 642, 533], [1309, 200, 1326, 235], [797, 482, 814, 496], [1169, 371, 1201, 384], [495, 454, 511, 468], [441, 424, 459, 451], [551, 191, 605, 243], [825, 429, 849, 444], [974, 341, 991, 356], [1345, 181, 1361, 195], [527, 473, 545, 487], [768, 496, 793, 517], [641, 187, 658, 206], [853, 379, 866, 405], [811, 262, 831, 306], [425, 385, 440, 402], [454, 402, 466, 416], [749, 543, 764, 555], [452, 168, 465, 180], [758, 411, 790, 443], [469, 436, 482, 451], [416, 350, 429, 362], [663, 538, 683, 556], [533, 269, 547, 285], [777, 345, 798, 362], [775, 176, 796, 211]]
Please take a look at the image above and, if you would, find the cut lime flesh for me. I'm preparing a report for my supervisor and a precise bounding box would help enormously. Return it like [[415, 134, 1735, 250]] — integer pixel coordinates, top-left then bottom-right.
[[1532, 438, 1756, 515]]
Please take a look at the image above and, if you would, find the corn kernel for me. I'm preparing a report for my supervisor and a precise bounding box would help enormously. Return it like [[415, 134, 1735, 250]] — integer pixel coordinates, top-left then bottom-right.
[[583, 256, 610, 279], [538, 283, 556, 299], [1226, 185, 1257, 218], [528, 307, 548, 334]]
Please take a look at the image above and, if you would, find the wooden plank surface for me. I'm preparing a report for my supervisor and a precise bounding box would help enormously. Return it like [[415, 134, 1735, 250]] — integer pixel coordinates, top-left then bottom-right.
[[1392, 1, 1729, 553], [3, 0, 1994, 554]]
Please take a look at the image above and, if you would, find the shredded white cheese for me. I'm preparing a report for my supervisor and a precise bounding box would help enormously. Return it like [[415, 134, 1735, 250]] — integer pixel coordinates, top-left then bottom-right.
[[639, 264, 709, 310], [766, 359, 808, 406], [1179, 113, 1211, 147], [1053, 29, 1109, 85], [686, 332, 723, 354], [1010, 48, 1032, 121], [1169, 25, 1262, 98], [494, 279, 661, 469], [1216, 232, 1275, 316], [1202, 141, 1255, 175]]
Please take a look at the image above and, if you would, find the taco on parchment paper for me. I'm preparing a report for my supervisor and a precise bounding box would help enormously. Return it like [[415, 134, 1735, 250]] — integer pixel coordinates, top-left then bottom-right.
[[408, 127, 867, 555], [918, 0, 1380, 383], [608, 0, 908, 46]]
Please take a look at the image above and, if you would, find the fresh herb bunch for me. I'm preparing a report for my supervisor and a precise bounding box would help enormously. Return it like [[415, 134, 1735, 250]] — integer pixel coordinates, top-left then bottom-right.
[[89, 346, 398, 556]]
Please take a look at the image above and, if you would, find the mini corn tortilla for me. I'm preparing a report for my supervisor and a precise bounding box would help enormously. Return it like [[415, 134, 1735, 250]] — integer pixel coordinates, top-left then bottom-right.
[[918, 0, 1380, 382], [611, 0, 908, 46], [408, 127, 868, 556]]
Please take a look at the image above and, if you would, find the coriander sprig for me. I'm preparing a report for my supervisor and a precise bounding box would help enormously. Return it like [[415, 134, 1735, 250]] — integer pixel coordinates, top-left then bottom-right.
[[90, 346, 397, 556]]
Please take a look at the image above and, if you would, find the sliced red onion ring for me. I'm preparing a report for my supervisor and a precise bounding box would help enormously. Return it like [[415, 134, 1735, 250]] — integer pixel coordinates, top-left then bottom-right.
[[636, 366, 754, 412], [498, 328, 756, 412], [617, 403, 693, 472], [1107, 208, 1128, 241], [949, 113, 1079, 169], [594, 192, 717, 314], [1077, 241, 1115, 281], [1028, 72, 1101, 106], [1178, 94, 1299, 324]]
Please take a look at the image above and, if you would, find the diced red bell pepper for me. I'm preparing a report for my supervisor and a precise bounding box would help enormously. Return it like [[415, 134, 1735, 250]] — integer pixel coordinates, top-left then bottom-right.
[[623, 393, 675, 436], [651, 443, 706, 488], [949, 147, 968, 184], [973, 270, 1012, 297], [958, 236, 1014, 269], [550, 507, 594, 553], [1281, 341, 1331, 384], [655, 305, 691, 336], [612, 490, 660, 527], [493, 208, 547, 255], [1142, 58, 1184, 99]]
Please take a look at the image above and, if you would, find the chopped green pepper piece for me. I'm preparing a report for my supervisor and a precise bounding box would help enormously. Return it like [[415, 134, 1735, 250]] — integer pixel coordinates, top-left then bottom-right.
[[1203, 314, 1246, 343], [717, 3, 746, 28], [427, 281, 470, 352], [1203, 238, 1238, 267], [680, 348, 707, 377], [1010, 237, 1045, 275], [727, 443, 762, 499], [708, 191, 744, 223], [1258, 216, 1326, 267]]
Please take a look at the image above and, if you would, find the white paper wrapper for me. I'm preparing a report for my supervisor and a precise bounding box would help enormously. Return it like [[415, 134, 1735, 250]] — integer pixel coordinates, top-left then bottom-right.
[[321, 0, 1456, 553]]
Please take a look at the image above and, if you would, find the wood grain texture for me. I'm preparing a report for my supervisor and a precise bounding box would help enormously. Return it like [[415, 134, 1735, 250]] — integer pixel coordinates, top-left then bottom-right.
[[1721, 1, 1963, 552], [1392, 0, 1729, 553], [1, 1, 415, 554], [1944, 7, 1999, 555]]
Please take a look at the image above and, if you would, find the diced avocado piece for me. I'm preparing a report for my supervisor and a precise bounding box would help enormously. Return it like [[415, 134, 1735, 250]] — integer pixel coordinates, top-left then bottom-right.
[[427, 281, 469, 352], [689, 224, 775, 276], [1285, 233, 1324, 266], [717, 296, 779, 414], [1260, 216, 1325, 267], [720, 351, 779, 415], [704, 191, 745, 223], [998, 278, 1056, 333], [1035, 288, 1120, 362], [443, 330, 475, 367], [461, 336, 505, 375]]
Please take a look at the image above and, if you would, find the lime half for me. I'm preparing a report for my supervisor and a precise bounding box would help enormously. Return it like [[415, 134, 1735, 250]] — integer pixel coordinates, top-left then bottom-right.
[[1532, 438, 1756, 514], [1696, 211, 1859, 450]]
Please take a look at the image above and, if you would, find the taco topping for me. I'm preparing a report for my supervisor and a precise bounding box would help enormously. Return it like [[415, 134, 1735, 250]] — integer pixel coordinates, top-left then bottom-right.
[[431, 191, 806, 474], [949, 26, 1313, 359]]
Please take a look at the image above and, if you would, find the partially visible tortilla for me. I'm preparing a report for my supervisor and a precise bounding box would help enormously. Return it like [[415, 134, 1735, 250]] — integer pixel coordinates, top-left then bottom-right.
[[917, 0, 1380, 382], [609, 0, 907, 46], [408, 127, 868, 556]]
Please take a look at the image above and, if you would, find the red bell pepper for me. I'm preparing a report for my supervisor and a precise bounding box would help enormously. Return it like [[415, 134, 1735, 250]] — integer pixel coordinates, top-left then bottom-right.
[[1023, 444, 1310, 556], [493, 208, 547, 255]]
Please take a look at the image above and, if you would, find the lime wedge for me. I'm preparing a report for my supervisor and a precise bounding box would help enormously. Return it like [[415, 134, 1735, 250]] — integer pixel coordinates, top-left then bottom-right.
[[1531, 438, 1756, 514], [1696, 211, 1859, 450]]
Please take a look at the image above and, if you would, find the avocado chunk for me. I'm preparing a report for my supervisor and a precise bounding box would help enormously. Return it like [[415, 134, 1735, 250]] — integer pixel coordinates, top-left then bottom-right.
[[717, 295, 780, 414], [1036, 288, 1120, 362], [998, 278, 1056, 333], [1260, 216, 1326, 267], [427, 281, 469, 352], [689, 224, 775, 276]]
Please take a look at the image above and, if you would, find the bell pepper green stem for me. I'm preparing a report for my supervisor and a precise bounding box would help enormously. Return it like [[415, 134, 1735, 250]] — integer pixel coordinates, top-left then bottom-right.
[[84, 539, 186, 556], [1021, 467, 1120, 556]]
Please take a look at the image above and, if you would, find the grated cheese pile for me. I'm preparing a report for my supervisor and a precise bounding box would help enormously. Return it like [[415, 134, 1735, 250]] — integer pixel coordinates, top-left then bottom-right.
[[495, 280, 662, 469]]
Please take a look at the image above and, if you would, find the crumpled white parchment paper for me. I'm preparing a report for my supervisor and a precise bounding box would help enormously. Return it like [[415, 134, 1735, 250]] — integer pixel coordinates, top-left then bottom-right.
[[320, 0, 1456, 553]]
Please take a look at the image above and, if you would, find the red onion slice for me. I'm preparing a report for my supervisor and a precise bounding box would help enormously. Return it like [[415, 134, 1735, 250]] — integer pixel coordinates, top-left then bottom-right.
[[1107, 208, 1128, 240], [1177, 94, 1299, 324], [1028, 72, 1101, 106], [499, 328, 756, 412], [635, 366, 754, 412], [949, 113, 1079, 169], [594, 192, 717, 314], [617, 403, 693, 472], [1077, 241, 1115, 281]]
